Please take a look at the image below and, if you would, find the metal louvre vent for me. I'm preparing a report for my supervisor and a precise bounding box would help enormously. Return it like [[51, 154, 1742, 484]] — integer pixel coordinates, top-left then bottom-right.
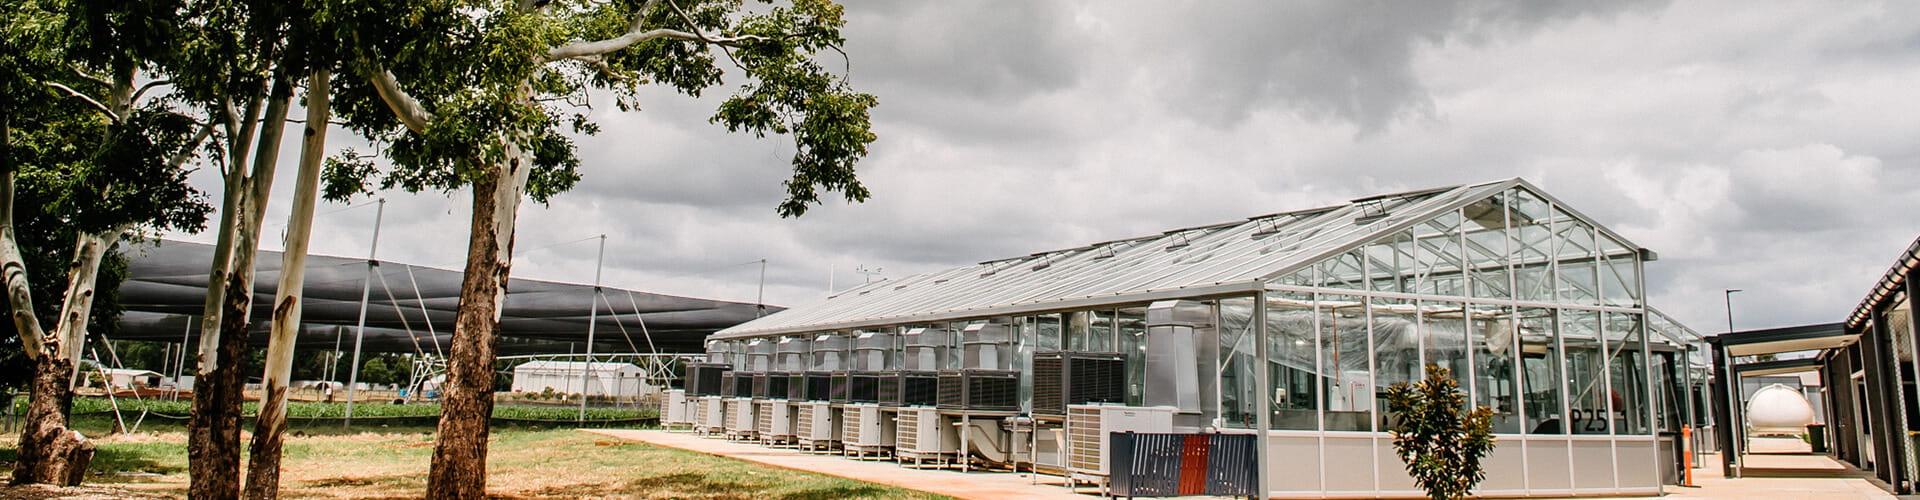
[[897, 408, 923, 451], [796, 403, 814, 437], [843, 405, 864, 444], [1034, 351, 1128, 417], [936, 370, 1019, 411], [719, 372, 738, 397], [1066, 406, 1102, 472]]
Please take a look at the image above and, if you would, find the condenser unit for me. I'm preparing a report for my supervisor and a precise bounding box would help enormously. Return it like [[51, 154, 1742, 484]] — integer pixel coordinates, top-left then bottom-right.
[[841, 403, 894, 459], [848, 371, 884, 403], [795, 401, 839, 451], [755, 399, 795, 445], [725, 397, 757, 440], [1033, 351, 1128, 418], [895, 406, 960, 467], [685, 363, 731, 396], [1065, 405, 1176, 482], [936, 370, 1020, 411], [664, 389, 689, 429], [697, 396, 727, 435], [882, 372, 939, 407]]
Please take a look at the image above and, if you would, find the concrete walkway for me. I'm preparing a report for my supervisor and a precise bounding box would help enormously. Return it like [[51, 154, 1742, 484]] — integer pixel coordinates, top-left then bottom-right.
[[586, 430, 1891, 499], [582, 429, 1100, 499]]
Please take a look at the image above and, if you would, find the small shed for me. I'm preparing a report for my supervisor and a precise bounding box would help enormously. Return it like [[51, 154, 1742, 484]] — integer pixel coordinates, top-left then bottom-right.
[[511, 360, 650, 397]]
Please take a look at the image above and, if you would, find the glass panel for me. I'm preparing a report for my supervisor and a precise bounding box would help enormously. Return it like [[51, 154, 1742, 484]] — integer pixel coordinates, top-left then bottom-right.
[[1555, 217, 1600, 306], [1415, 212, 1468, 296], [1117, 306, 1148, 406], [1518, 307, 1565, 434], [1472, 304, 1524, 433], [1015, 317, 1034, 412], [1372, 296, 1420, 431], [1562, 309, 1609, 434], [1600, 236, 1640, 307], [1319, 250, 1366, 290], [1090, 310, 1116, 352], [1509, 189, 1554, 302], [1320, 293, 1371, 431], [1066, 311, 1090, 351], [1422, 300, 1470, 393], [1267, 290, 1319, 430], [1464, 197, 1513, 300], [1608, 312, 1651, 435], [1220, 297, 1259, 429], [1036, 314, 1062, 351], [1365, 231, 1417, 294]]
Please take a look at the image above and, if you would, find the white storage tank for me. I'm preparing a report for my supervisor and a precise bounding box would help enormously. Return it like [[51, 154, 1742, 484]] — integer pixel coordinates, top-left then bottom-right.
[[1747, 383, 1814, 436]]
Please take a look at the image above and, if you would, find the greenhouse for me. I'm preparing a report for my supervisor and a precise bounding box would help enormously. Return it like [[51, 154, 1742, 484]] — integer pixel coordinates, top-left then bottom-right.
[[668, 178, 1702, 498]]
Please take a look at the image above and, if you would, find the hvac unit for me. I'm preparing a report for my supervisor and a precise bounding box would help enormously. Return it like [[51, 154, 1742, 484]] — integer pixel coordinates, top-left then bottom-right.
[[1033, 351, 1128, 418], [936, 370, 1020, 411], [805, 372, 837, 401], [841, 403, 894, 458], [685, 363, 731, 396], [795, 401, 840, 451], [847, 371, 884, 403], [830, 372, 854, 403], [895, 406, 960, 466], [730, 372, 755, 397], [725, 397, 757, 440], [787, 373, 809, 400], [697, 396, 727, 435], [882, 372, 940, 407], [1065, 405, 1176, 480], [755, 400, 795, 445], [751, 373, 789, 399], [718, 372, 738, 397], [903, 327, 956, 372], [663, 389, 689, 428]]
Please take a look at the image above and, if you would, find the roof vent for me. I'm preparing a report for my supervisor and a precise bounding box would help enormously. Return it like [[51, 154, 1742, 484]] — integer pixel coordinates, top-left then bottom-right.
[[1354, 199, 1390, 224], [1165, 231, 1192, 250]]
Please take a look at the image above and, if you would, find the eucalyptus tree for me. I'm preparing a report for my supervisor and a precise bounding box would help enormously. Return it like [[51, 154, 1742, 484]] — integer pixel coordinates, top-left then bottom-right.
[[1, 0, 211, 485], [327, 0, 877, 496]]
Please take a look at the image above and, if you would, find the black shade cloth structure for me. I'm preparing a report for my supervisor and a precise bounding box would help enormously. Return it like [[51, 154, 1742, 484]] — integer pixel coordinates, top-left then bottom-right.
[[109, 240, 776, 356], [1704, 323, 1856, 478]]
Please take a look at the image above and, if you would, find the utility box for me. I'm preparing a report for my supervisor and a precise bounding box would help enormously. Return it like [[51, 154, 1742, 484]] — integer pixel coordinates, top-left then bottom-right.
[[895, 406, 960, 466], [1066, 405, 1177, 481]]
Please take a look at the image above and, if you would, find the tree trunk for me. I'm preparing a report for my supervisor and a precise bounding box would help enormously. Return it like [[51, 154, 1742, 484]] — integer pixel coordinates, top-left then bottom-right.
[[190, 71, 293, 500], [10, 356, 92, 486], [244, 68, 329, 500], [53, 232, 114, 386], [425, 143, 533, 499]]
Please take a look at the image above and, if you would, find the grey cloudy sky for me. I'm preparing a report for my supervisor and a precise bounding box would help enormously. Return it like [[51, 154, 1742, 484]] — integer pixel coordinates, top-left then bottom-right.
[[169, 0, 1920, 336]]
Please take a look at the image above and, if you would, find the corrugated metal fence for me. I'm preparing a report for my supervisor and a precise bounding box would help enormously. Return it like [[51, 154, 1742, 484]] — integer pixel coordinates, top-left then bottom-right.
[[1109, 432, 1258, 498]]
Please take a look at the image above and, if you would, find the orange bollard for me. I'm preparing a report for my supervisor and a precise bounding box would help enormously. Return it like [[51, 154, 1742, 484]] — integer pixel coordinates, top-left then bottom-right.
[[1681, 425, 1697, 487]]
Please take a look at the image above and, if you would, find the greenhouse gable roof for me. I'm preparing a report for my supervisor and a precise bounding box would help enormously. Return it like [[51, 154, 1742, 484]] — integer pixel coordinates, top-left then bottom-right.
[[717, 178, 1645, 338]]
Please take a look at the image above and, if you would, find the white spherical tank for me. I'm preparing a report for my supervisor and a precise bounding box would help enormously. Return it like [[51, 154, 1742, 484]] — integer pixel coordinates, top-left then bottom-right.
[[1747, 383, 1815, 435]]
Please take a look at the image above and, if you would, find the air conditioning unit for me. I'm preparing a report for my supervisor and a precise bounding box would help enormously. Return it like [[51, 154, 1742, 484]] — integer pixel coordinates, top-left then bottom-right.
[[805, 372, 836, 401], [787, 373, 809, 400], [726, 397, 757, 440], [882, 372, 940, 407], [842, 403, 894, 458], [718, 372, 738, 397], [795, 401, 839, 451], [755, 399, 795, 445], [731, 372, 755, 397], [664, 389, 689, 428], [1034, 352, 1128, 418], [937, 370, 1020, 411], [697, 395, 727, 435], [895, 406, 960, 467], [1065, 405, 1176, 480], [848, 371, 884, 403], [685, 363, 731, 396], [751, 373, 790, 400]]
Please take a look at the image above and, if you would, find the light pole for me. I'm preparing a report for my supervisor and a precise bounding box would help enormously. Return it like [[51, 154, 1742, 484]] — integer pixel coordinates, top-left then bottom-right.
[[1724, 289, 1742, 334]]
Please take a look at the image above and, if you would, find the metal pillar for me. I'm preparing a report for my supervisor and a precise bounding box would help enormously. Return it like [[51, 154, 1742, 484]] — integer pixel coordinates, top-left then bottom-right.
[[578, 234, 606, 423], [344, 198, 385, 427]]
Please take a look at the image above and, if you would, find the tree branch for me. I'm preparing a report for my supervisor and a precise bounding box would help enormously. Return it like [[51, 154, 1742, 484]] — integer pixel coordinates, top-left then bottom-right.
[[131, 79, 173, 105], [357, 61, 432, 134], [541, 0, 768, 63], [70, 67, 109, 88], [45, 82, 121, 122], [169, 123, 216, 168]]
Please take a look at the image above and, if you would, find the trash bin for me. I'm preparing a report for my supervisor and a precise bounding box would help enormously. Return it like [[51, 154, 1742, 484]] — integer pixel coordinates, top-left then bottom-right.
[[1806, 423, 1828, 453]]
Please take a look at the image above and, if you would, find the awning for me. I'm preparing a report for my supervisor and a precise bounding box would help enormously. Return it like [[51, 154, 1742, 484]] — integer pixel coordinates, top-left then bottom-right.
[[1707, 323, 1856, 358], [107, 240, 776, 356]]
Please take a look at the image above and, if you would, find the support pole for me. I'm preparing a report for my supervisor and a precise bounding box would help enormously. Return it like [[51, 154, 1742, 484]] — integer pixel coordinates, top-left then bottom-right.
[[1253, 289, 1272, 499], [344, 198, 385, 427], [579, 234, 605, 423]]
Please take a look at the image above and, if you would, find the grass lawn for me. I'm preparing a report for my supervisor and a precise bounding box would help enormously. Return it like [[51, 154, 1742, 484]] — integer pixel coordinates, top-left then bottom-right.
[[1, 400, 948, 499]]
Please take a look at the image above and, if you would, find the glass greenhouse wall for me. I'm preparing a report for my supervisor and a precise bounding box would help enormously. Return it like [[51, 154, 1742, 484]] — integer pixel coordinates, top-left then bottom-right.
[[701, 179, 1681, 497]]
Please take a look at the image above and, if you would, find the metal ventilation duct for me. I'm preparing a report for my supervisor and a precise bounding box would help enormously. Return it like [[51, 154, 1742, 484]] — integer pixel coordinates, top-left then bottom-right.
[[1146, 300, 1213, 413]]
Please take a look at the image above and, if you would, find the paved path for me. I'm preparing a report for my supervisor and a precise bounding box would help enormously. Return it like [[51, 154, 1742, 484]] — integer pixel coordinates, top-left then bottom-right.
[[582, 429, 1101, 500]]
